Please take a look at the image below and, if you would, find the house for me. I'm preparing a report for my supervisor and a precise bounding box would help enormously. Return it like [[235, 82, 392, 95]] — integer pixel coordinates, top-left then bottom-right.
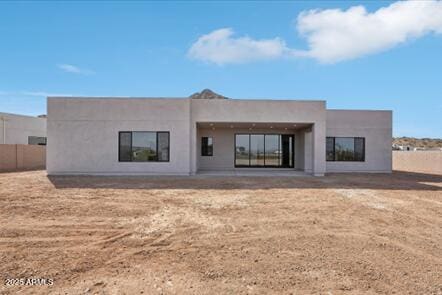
[[0, 112, 47, 145], [46, 90, 392, 176]]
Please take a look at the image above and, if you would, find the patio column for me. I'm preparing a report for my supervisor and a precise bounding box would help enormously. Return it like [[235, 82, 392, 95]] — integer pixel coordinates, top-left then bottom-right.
[[189, 121, 197, 175], [312, 121, 326, 176]]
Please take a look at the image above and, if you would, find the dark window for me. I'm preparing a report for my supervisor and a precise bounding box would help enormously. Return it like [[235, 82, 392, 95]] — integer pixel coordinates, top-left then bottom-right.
[[28, 136, 47, 145], [284, 135, 293, 168], [354, 138, 365, 161], [326, 137, 335, 161], [119, 132, 132, 161], [201, 137, 213, 156], [335, 137, 354, 161], [157, 132, 170, 161], [132, 132, 157, 161], [118, 131, 169, 162], [326, 137, 365, 162]]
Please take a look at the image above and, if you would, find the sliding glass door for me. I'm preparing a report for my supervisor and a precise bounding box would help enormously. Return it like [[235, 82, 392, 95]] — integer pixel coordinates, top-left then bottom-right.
[[235, 135, 250, 166], [250, 135, 265, 166], [265, 135, 279, 166], [280, 134, 293, 168], [235, 134, 294, 168]]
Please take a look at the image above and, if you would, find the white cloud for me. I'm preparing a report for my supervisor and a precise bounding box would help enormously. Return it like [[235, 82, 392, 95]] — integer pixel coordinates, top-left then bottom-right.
[[0, 90, 74, 97], [188, 28, 290, 65], [57, 63, 94, 75], [188, 1, 442, 65], [20, 91, 74, 97], [294, 0, 442, 63]]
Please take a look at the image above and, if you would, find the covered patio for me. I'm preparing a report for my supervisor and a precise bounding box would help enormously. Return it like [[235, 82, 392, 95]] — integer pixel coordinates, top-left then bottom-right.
[[195, 122, 314, 174]]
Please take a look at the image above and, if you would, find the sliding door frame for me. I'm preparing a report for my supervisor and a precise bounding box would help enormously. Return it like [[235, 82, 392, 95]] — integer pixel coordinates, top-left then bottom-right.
[[234, 133, 294, 168]]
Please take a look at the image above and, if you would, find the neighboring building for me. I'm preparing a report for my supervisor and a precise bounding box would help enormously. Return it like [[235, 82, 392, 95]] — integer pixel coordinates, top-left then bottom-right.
[[392, 144, 433, 151], [0, 112, 47, 145], [47, 91, 392, 176], [393, 144, 416, 151]]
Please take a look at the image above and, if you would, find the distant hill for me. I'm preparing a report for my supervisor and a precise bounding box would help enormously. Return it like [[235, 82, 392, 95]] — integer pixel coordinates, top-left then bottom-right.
[[190, 89, 228, 100], [393, 137, 442, 149]]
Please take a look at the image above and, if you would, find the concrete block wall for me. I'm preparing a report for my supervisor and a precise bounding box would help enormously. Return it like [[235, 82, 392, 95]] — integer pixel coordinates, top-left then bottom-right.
[[393, 151, 442, 175], [0, 144, 46, 171]]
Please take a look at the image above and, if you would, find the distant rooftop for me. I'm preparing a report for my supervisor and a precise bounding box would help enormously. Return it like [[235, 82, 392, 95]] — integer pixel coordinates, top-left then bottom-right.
[[0, 111, 47, 119]]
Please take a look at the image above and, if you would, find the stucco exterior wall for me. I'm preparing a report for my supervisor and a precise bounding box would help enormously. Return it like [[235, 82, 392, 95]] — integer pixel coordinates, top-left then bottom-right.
[[0, 112, 46, 144], [47, 97, 392, 176], [294, 130, 305, 170], [326, 110, 392, 173], [47, 98, 191, 175], [303, 130, 313, 173], [191, 99, 326, 123]]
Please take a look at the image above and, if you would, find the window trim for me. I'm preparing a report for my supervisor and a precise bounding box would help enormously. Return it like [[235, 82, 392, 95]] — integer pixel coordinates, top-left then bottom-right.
[[326, 136, 365, 162], [118, 131, 170, 163], [201, 136, 213, 156]]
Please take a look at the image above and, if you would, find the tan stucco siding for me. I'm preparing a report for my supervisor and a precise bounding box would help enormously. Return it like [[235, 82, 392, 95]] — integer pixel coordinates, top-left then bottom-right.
[[326, 110, 392, 173], [191, 99, 326, 123], [47, 98, 191, 175], [47, 97, 392, 175]]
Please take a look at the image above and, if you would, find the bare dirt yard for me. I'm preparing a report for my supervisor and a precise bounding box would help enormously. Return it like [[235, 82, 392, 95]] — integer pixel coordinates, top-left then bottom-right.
[[0, 171, 441, 294]]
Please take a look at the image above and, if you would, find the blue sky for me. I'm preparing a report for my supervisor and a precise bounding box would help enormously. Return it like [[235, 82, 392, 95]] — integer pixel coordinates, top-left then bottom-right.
[[0, 1, 441, 138]]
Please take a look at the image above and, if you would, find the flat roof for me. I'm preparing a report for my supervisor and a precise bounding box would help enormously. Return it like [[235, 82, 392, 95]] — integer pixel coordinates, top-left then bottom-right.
[[47, 96, 326, 103], [327, 109, 392, 112], [0, 112, 46, 119]]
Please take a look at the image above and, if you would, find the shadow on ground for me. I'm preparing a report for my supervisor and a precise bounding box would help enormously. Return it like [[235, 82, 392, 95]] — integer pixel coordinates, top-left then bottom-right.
[[47, 171, 442, 191]]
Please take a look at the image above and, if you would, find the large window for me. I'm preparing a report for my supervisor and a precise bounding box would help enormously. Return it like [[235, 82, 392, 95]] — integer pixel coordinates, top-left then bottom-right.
[[119, 131, 169, 162], [235, 134, 293, 168], [28, 136, 47, 145], [201, 137, 213, 156], [326, 137, 365, 162]]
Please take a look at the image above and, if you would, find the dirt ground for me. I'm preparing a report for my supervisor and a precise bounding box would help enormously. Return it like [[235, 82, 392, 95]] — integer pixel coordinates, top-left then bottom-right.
[[0, 171, 441, 294]]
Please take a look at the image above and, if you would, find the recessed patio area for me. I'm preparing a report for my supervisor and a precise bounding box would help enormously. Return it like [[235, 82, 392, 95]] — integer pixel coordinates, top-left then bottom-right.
[[196, 121, 314, 174]]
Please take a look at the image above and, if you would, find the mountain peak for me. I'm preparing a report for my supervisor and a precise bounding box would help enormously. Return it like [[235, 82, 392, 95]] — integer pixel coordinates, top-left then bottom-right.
[[190, 89, 228, 99]]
